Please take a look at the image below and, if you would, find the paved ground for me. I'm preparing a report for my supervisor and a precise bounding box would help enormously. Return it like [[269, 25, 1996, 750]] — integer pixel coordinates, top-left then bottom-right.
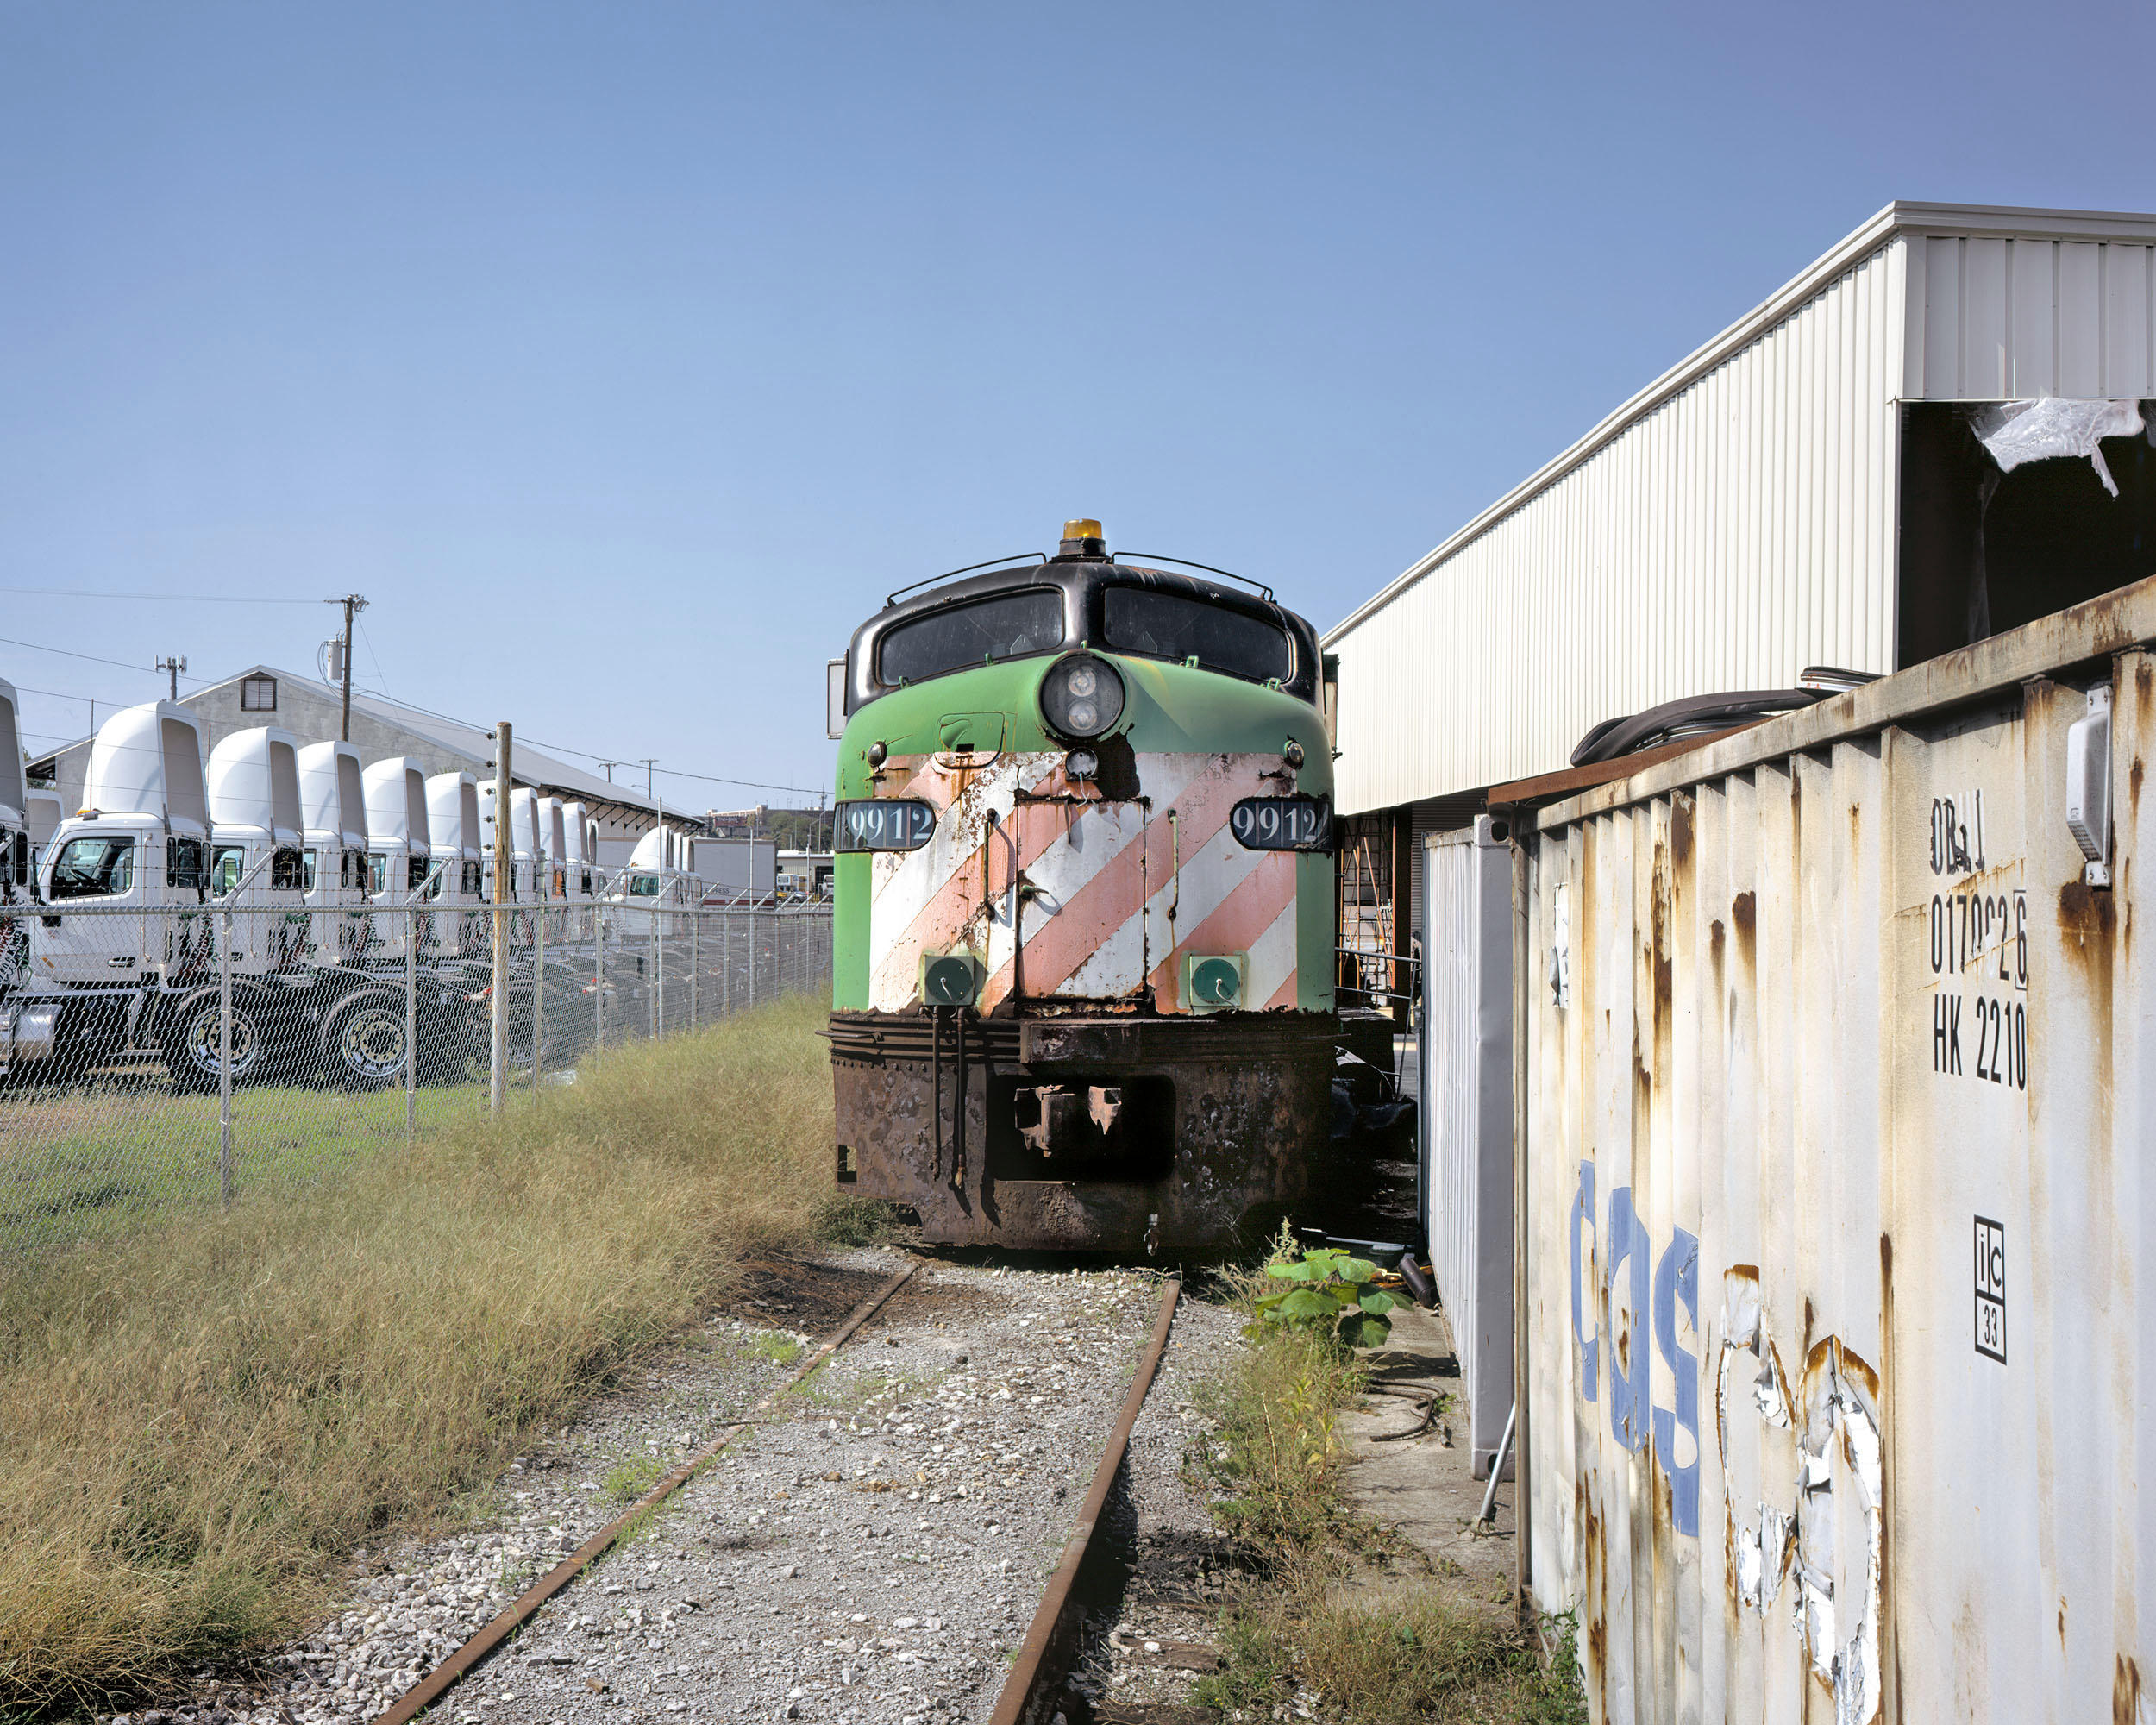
[[1336, 1299, 1516, 1611]]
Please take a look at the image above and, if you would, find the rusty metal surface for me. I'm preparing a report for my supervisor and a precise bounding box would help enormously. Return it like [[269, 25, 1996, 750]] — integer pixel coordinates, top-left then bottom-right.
[[831, 1010, 1334, 1253], [372, 1264, 916, 1725], [1520, 590, 2156, 1722], [988, 1276, 1181, 1725]]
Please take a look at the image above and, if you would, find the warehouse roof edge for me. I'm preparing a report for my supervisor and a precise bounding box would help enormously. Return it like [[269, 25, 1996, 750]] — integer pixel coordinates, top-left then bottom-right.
[[1325, 199, 2156, 647]]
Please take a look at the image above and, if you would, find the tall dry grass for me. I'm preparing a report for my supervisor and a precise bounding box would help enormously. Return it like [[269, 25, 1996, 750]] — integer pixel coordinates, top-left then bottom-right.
[[1192, 1274, 1586, 1724], [0, 994, 838, 1714]]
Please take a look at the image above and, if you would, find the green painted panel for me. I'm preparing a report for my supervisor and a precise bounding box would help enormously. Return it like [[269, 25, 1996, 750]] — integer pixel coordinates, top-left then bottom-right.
[[832, 850, 872, 1008], [1296, 849, 1336, 1011], [835, 653, 1332, 797]]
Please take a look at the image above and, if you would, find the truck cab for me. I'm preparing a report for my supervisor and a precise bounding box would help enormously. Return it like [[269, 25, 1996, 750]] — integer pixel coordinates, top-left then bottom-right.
[[204, 724, 310, 975], [363, 757, 436, 963], [542, 798, 568, 903], [562, 801, 598, 904], [34, 702, 214, 992], [295, 742, 372, 968], [425, 771, 487, 960], [476, 782, 537, 904], [615, 823, 686, 907], [25, 788, 62, 888]]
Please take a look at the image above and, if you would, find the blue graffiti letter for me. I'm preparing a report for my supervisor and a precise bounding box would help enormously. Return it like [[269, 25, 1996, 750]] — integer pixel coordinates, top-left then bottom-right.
[[1604, 1188, 1651, 1452], [1569, 1162, 1597, 1403], [1652, 1227, 1701, 1536]]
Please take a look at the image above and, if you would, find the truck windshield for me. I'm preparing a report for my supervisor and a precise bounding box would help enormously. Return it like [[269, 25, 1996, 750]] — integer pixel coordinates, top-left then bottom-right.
[[209, 844, 247, 897], [879, 590, 1063, 687], [271, 849, 305, 891], [629, 874, 662, 899], [50, 836, 135, 900], [368, 854, 391, 895], [461, 862, 482, 896], [411, 857, 434, 897], [1100, 588, 1292, 684]]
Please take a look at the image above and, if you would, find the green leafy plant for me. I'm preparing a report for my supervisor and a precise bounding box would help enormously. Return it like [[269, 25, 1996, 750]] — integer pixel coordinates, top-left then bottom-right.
[[1250, 1241, 1398, 1349]]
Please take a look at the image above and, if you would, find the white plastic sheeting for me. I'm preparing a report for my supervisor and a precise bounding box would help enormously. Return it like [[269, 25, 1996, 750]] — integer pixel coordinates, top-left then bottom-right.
[[1420, 818, 1516, 1478], [1518, 576, 2156, 1724], [1969, 396, 2147, 495]]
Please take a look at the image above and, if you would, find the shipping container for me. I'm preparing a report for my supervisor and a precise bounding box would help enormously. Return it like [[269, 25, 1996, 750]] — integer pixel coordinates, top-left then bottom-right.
[[1421, 816, 1518, 1479], [1517, 575, 2156, 1723]]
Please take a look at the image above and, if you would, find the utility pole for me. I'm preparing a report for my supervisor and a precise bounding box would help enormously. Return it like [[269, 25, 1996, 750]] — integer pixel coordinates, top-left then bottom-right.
[[329, 594, 368, 742], [639, 758, 657, 800], [599, 761, 619, 784], [490, 721, 512, 1118], [156, 656, 186, 702]]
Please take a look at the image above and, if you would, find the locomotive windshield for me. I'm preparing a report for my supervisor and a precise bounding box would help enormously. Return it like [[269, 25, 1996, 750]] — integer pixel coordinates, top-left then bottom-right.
[[1101, 589, 1292, 684], [879, 590, 1063, 686]]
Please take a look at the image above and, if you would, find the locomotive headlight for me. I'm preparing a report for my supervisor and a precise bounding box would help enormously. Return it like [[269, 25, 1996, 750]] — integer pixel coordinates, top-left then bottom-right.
[[1041, 653, 1125, 740]]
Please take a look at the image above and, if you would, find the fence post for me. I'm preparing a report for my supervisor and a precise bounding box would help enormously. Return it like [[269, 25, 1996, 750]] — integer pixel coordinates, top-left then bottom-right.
[[404, 904, 417, 1146], [722, 913, 732, 1018], [532, 901, 546, 1088], [594, 895, 606, 1051], [651, 900, 662, 1039], [489, 721, 511, 1118], [218, 903, 234, 1212], [690, 907, 699, 1032], [747, 910, 758, 1009]]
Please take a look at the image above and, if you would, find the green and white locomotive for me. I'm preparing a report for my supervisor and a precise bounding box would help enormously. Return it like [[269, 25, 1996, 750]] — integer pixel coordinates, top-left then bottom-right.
[[828, 520, 1338, 1254]]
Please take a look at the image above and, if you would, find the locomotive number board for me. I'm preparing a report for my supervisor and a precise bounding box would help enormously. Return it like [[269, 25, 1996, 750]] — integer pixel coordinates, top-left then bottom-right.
[[836, 799, 937, 851], [1229, 795, 1331, 851]]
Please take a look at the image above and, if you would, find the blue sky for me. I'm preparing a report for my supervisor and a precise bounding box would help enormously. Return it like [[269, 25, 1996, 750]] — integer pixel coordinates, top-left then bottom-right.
[[3, 2, 2152, 802]]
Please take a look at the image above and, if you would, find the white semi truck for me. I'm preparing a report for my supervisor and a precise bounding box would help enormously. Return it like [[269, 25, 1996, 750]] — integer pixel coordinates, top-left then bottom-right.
[[363, 757, 436, 965], [0, 701, 219, 1077], [0, 706, 498, 1091]]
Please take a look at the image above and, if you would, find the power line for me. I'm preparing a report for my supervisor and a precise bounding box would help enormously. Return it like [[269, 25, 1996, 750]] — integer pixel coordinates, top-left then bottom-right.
[[0, 587, 321, 604], [354, 614, 390, 696], [0, 634, 204, 681], [0, 642, 827, 801], [335, 681, 828, 799]]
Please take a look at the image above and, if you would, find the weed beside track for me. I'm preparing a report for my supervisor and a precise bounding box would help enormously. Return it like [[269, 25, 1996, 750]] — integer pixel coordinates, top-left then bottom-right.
[[1189, 1318, 1585, 1724], [0, 994, 847, 1716]]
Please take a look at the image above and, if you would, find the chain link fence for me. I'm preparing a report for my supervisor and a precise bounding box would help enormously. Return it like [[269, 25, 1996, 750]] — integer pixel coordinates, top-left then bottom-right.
[[0, 898, 832, 1255]]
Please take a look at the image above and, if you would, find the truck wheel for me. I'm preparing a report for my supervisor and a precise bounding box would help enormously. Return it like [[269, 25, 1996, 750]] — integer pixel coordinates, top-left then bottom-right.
[[321, 990, 413, 1090], [161, 986, 277, 1094]]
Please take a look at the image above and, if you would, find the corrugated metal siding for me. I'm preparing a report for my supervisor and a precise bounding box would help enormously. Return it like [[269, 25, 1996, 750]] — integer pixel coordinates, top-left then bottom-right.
[[1519, 583, 2156, 1723], [1420, 819, 1514, 1477], [1906, 233, 2156, 399], [1332, 242, 1906, 813]]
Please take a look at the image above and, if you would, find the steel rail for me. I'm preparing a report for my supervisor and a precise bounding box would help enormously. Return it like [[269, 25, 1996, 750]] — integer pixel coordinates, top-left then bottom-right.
[[987, 1274, 1181, 1725], [373, 1261, 917, 1725]]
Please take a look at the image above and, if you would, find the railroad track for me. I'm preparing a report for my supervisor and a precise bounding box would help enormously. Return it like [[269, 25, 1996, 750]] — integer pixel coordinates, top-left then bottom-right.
[[258, 1251, 1199, 1725]]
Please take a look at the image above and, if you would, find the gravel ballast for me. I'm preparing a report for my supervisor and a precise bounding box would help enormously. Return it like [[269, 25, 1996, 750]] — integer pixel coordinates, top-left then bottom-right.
[[116, 1249, 1197, 1725]]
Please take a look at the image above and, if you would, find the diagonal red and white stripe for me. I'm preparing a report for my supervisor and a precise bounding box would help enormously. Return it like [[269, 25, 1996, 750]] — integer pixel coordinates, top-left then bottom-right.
[[865, 750, 1304, 1013]]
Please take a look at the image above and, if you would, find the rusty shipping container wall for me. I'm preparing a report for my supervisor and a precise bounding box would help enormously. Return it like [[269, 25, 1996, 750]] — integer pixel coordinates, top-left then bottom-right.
[[1520, 579, 2156, 1724]]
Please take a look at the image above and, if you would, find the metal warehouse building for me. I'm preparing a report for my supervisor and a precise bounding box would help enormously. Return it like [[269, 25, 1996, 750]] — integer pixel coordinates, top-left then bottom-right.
[[1329, 199, 2156, 962]]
